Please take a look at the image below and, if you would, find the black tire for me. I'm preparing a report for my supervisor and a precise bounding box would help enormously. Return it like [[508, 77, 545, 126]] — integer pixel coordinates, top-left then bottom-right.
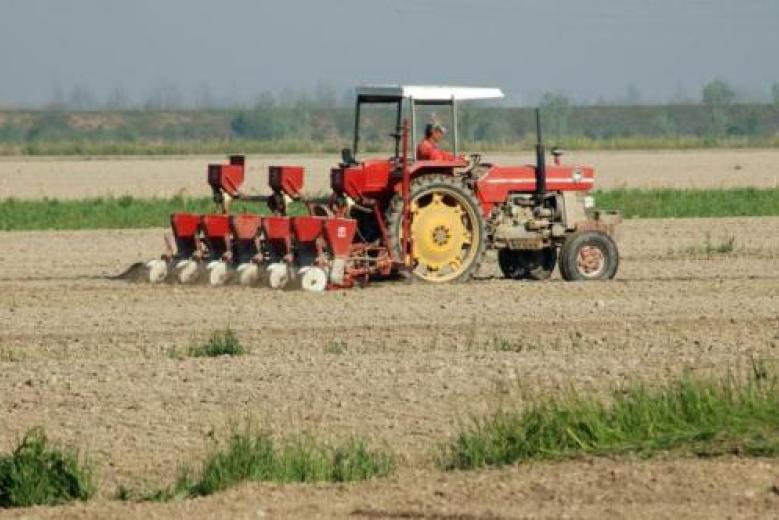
[[387, 174, 487, 283], [559, 231, 619, 281], [498, 248, 557, 281]]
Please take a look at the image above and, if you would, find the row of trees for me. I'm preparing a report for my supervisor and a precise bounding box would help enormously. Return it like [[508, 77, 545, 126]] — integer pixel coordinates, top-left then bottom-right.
[[537, 80, 776, 140], [3, 103, 777, 147], [224, 80, 779, 144], [43, 83, 349, 111], [24, 80, 779, 112], [2, 81, 779, 146]]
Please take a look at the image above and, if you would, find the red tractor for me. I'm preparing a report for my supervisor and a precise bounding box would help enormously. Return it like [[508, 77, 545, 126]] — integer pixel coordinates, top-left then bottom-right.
[[144, 85, 620, 290]]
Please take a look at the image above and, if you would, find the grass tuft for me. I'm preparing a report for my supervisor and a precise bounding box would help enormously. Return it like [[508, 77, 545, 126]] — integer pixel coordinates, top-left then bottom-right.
[[0, 429, 95, 508], [492, 337, 530, 353], [188, 329, 246, 358], [678, 233, 737, 257], [439, 368, 779, 471], [0, 348, 23, 363], [325, 341, 348, 355], [705, 233, 736, 254], [135, 428, 394, 501]]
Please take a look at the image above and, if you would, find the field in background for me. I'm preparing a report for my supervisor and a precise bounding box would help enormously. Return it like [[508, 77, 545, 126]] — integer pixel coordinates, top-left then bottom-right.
[[2, 149, 779, 202]]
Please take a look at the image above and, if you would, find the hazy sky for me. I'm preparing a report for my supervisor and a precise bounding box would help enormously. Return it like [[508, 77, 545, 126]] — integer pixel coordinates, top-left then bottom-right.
[[1, 0, 778, 106]]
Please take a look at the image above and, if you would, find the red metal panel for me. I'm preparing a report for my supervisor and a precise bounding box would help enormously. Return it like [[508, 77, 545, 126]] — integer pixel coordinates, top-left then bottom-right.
[[475, 165, 594, 208], [171, 213, 201, 237], [409, 159, 467, 172], [339, 159, 465, 201], [201, 214, 231, 238], [230, 214, 262, 240], [269, 166, 304, 197], [222, 164, 245, 196], [361, 160, 392, 192], [324, 218, 357, 258], [292, 216, 325, 242], [207, 163, 245, 197], [338, 160, 392, 200], [262, 216, 291, 240]]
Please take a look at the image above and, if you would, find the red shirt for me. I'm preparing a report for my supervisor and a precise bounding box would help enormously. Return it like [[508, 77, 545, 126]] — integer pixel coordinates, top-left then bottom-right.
[[416, 138, 456, 161]]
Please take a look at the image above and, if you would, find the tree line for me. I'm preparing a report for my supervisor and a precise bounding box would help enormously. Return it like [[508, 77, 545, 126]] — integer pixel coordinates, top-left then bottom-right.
[[24, 80, 779, 112], [1, 80, 779, 152]]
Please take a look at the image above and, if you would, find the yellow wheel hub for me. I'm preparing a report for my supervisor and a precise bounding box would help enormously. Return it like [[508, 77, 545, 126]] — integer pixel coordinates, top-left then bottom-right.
[[410, 192, 472, 273]]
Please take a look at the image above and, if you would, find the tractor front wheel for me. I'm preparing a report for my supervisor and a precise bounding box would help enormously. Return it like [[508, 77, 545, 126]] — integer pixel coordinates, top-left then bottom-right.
[[498, 247, 557, 281], [388, 175, 487, 283], [559, 231, 619, 281]]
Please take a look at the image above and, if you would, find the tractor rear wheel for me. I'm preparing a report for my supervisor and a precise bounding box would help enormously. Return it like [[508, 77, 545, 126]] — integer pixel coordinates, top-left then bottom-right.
[[388, 175, 487, 283], [559, 231, 619, 281], [498, 247, 557, 280]]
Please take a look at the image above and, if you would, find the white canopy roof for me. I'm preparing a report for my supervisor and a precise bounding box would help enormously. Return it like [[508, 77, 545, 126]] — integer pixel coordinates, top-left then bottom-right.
[[356, 85, 504, 102]]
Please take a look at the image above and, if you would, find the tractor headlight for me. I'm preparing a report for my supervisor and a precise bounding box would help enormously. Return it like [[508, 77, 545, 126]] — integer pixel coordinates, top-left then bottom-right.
[[583, 195, 595, 209]]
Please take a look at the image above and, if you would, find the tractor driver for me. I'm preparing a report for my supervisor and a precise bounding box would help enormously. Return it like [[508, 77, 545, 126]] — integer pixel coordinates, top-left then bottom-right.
[[416, 123, 464, 162]]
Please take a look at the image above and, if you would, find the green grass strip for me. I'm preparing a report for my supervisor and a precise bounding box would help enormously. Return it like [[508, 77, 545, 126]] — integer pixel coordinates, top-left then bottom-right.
[[0, 429, 95, 509], [1, 187, 778, 231], [439, 367, 779, 471], [123, 429, 394, 501], [0, 195, 307, 231], [596, 187, 779, 219]]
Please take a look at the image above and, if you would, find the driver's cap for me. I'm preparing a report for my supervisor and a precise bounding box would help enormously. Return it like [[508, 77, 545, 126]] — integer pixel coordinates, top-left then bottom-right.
[[431, 123, 447, 135]]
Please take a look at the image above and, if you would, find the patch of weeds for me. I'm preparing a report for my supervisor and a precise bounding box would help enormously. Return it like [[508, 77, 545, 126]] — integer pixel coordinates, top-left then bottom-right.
[[439, 366, 779, 470], [0, 348, 23, 363], [568, 330, 587, 350], [188, 329, 246, 358], [680, 233, 736, 257], [134, 427, 394, 501], [114, 483, 170, 503], [751, 355, 770, 381], [0, 428, 95, 508], [325, 341, 347, 355], [703, 233, 735, 255], [165, 346, 184, 360], [115, 485, 132, 501], [492, 337, 528, 353]]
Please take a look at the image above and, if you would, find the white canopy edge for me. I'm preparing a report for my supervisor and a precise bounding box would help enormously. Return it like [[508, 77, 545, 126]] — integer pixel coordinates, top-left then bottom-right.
[[356, 85, 504, 102]]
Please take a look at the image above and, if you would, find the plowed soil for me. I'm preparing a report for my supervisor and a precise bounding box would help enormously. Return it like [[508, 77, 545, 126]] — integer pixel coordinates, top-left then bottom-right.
[[2, 149, 779, 200], [1, 217, 778, 519]]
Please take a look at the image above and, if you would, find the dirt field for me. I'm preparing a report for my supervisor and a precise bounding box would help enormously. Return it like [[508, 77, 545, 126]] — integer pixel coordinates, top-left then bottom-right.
[[1, 215, 778, 518], [2, 148, 779, 200]]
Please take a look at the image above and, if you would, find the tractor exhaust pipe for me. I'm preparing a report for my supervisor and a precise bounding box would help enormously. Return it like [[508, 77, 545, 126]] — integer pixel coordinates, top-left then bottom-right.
[[534, 108, 547, 200]]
